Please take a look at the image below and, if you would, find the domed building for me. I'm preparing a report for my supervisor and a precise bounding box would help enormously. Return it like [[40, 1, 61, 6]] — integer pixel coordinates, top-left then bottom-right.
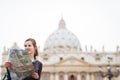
[[39, 18, 120, 80], [44, 18, 81, 51], [43, 18, 81, 56], [1, 18, 120, 80]]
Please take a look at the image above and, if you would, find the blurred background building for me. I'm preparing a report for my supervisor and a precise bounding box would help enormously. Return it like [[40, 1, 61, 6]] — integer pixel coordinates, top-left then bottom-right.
[[1, 18, 120, 80]]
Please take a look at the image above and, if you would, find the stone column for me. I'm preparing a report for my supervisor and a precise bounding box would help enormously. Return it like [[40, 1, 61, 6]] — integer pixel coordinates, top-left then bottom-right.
[[64, 72, 68, 80], [77, 72, 80, 80], [91, 73, 94, 80], [50, 72, 54, 80], [55, 72, 59, 80], [86, 73, 90, 80]]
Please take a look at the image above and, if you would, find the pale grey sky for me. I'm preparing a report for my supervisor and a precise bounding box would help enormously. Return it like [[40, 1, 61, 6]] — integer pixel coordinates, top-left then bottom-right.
[[0, 0, 120, 56]]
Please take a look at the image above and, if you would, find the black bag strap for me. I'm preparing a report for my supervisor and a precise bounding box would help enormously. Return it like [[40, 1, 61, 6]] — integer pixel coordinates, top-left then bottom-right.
[[6, 68, 11, 80], [2, 73, 7, 80], [3, 68, 11, 80]]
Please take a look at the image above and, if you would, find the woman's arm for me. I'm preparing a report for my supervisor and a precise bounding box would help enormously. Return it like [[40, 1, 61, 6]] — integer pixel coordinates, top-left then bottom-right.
[[32, 60, 42, 80], [38, 61, 42, 80]]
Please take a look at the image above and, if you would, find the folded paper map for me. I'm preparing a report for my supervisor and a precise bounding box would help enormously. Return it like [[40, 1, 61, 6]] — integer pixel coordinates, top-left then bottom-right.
[[8, 49, 34, 80]]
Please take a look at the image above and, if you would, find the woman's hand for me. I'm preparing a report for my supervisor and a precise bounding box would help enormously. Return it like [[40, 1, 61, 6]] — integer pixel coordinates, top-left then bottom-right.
[[4, 61, 12, 68], [32, 72, 39, 79]]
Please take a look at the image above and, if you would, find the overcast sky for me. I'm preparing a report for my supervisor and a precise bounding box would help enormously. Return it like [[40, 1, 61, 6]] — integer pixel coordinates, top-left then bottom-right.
[[0, 0, 120, 56]]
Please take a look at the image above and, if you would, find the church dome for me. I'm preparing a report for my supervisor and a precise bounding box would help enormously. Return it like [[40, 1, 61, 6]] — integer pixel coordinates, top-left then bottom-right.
[[43, 18, 81, 51]]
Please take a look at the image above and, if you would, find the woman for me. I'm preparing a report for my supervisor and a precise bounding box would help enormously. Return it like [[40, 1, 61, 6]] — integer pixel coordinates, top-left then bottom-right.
[[4, 38, 43, 80]]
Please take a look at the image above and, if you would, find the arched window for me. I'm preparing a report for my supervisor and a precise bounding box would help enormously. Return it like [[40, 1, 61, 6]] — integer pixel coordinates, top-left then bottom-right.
[[95, 74, 102, 80], [81, 75, 85, 80], [69, 75, 75, 80], [59, 75, 64, 80], [43, 73, 49, 80]]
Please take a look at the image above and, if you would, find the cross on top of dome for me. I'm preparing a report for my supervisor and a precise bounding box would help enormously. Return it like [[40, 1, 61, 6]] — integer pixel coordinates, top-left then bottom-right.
[[58, 17, 66, 29]]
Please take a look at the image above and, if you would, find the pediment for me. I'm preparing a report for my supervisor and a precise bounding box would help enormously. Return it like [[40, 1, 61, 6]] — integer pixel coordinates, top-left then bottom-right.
[[53, 56, 91, 66]]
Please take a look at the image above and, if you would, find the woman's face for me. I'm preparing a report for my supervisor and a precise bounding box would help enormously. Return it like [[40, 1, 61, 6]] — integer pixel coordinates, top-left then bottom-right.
[[24, 41, 35, 55]]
